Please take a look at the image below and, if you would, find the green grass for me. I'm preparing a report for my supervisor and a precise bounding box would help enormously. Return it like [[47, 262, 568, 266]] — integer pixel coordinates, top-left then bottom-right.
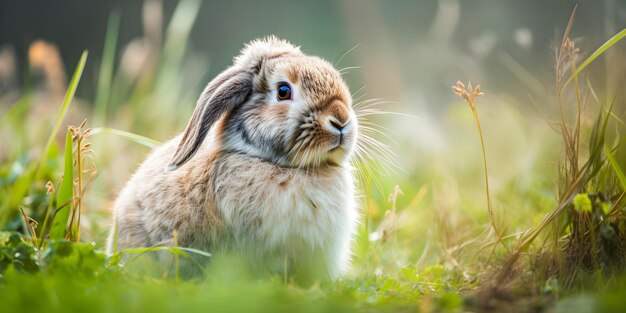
[[1, 3, 626, 312]]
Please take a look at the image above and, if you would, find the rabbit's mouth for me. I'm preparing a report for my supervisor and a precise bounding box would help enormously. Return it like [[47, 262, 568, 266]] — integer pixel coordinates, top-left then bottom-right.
[[287, 136, 354, 168], [325, 129, 357, 164], [328, 131, 352, 153], [325, 144, 352, 166]]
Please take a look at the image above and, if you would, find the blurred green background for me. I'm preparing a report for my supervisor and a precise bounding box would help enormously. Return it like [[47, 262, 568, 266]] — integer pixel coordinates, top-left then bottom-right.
[[2, 0, 624, 109]]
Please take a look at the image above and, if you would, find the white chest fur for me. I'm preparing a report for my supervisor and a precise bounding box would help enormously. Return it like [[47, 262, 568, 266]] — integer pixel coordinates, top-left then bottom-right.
[[213, 153, 358, 278]]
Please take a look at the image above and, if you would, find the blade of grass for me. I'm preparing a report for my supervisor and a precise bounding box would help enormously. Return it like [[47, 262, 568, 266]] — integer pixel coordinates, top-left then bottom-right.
[[159, 0, 202, 81], [563, 28, 626, 89], [90, 127, 161, 148], [68, 124, 83, 242], [114, 246, 212, 258], [19, 207, 39, 247], [49, 129, 74, 240], [94, 12, 120, 126], [40, 51, 88, 164], [110, 245, 211, 275], [153, 0, 202, 110], [605, 146, 626, 190], [174, 230, 180, 283]]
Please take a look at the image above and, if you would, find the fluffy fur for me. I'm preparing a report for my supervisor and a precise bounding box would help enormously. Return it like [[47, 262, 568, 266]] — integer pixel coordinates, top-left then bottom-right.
[[107, 36, 359, 283]]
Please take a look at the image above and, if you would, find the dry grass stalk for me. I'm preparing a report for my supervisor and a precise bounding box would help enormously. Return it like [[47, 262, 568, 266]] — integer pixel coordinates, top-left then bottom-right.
[[67, 119, 96, 242], [451, 81, 501, 245], [496, 8, 582, 285], [495, 7, 626, 290]]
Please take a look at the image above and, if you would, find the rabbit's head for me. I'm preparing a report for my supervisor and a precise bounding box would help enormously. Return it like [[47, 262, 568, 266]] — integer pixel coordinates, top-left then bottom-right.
[[168, 36, 357, 170]]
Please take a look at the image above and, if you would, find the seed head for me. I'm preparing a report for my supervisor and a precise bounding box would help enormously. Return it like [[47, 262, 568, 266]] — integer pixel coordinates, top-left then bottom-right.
[[452, 80, 484, 108], [45, 181, 55, 194]]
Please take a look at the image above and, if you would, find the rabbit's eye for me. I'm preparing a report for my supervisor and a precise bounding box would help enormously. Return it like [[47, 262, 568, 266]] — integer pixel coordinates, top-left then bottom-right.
[[277, 82, 292, 101]]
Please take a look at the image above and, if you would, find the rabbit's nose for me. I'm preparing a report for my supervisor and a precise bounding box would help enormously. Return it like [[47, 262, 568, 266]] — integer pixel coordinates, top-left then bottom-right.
[[329, 119, 344, 132], [327, 117, 352, 134]]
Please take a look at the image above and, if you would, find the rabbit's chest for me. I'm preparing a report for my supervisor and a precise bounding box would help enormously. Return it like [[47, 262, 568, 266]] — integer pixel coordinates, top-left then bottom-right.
[[214, 162, 357, 251]]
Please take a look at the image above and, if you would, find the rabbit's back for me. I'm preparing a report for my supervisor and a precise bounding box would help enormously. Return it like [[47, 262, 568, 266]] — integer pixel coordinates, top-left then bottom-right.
[[106, 135, 224, 254]]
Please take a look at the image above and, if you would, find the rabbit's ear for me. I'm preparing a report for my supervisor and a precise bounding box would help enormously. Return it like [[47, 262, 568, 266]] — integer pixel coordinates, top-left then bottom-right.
[[166, 69, 253, 170]]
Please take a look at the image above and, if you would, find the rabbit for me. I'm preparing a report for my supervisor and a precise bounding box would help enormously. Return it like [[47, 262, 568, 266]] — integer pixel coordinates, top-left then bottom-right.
[[106, 36, 359, 284]]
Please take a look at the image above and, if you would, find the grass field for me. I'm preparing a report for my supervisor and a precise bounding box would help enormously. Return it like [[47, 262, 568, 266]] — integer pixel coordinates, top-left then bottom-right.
[[1, 3, 626, 312]]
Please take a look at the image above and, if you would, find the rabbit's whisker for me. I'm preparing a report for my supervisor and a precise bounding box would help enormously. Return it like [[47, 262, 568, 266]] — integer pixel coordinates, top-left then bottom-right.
[[334, 42, 361, 67]]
